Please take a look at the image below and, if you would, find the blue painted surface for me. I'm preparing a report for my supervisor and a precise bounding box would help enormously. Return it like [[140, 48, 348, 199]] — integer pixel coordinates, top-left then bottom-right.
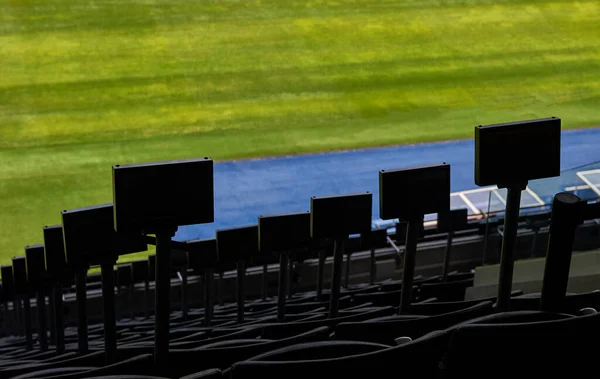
[[176, 128, 600, 241]]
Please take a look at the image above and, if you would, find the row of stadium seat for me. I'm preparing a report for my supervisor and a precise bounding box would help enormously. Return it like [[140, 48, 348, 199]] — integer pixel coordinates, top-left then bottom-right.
[[0, 117, 599, 378]]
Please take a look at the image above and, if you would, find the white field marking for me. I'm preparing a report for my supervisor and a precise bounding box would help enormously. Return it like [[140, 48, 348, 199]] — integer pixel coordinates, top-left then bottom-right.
[[576, 169, 600, 197], [525, 187, 546, 206], [565, 185, 591, 191], [458, 193, 481, 215], [492, 189, 507, 206]]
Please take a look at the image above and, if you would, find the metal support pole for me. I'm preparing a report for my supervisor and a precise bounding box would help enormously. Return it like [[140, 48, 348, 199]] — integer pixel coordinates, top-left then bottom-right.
[[22, 295, 33, 350], [75, 269, 88, 353], [128, 283, 134, 320], [496, 184, 526, 311], [399, 215, 423, 314], [11, 301, 18, 336], [13, 300, 19, 336], [181, 269, 188, 321], [218, 272, 224, 306], [287, 259, 294, 300], [277, 252, 289, 323], [530, 230, 538, 258], [1, 302, 9, 335], [0, 303, 6, 335], [204, 269, 214, 326], [154, 229, 174, 369], [53, 284, 65, 354], [369, 247, 377, 285], [344, 253, 351, 289], [48, 289, 56, 346], [540, 193, 585, 312], [15, 297, 22, 336], [329, 238, 346, 318], [36, 292, 48, 351], [101, 262, 117, 364], [442, 231, 454, 283], [316, 250, 326, 301], [236, 261, 245, 323], [482, 212, 491, 266], [144, 279, 150, 319], [4, 302, 12, 335], [261, 264, 268, 301], [115, 286, 122, 321]]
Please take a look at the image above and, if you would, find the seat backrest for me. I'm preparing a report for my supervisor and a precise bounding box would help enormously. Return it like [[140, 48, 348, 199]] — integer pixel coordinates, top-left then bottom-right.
[[443, 311, 600, 378], [25, 244, 46, 294], [179, 368, 222, 379], [0, 265, 15, 302], [446, 272, 475, 282], [0, 352, 102, 378], [170, 249, 189, 270], [510, 290, 600, 313], [164, 326, 332, 377], [43, 225, 69, 283], [131, 260, 149, 284], [68, 354, 154, 378], [408, 290, 523, 315], [257, 212, 311, 256], [216, 225, 259, 264], [461, 310, 574, 325], [169, 327, 262, 348], [261, 307, 394, 339], [246, 340, 389, 362], [11, 367, 96, 379], [186, 239, 218, 273], [419, 278, 474, 302], [147, 255, 156, 282], [408, 298, 493, 316], [335, 301, 493, 344], [198, 339, 273, 349], [12, 257, 30, 297], [352, 287, 418, 307], [231, 329, 449, 379], [117, 263, 133, 288]]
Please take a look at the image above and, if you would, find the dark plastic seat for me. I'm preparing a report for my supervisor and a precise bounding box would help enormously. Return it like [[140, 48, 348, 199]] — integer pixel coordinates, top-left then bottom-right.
[[311, 286, 380, 302], [162, 326, 331, 377], [446, 272, 475, 282], [351, 287, 418, 306], [414, 275, 442, 285], [200, 339, 272, 349], [261, 307, 394, 339], [179, 369, 222, 379], [509, 290, 600, 314], [13, 354, 154, 379], [459, 310, 575, 325], [244, 340, 388, 361], [244, 295, 324, 313], [230, 329, 449, 378], [408, 298, 493, 315], [407, 290, 524, 316], [171, 327, 263, 348], [115, 322, 323, 362], [360, 314, 427, 322], [418, 278, 473, 302], [0, 351, 104, 377], [443, 311, 600, 378], [334, 301, 493, 344], [11, 367, 97, 379], [17, 351, 58, 361]]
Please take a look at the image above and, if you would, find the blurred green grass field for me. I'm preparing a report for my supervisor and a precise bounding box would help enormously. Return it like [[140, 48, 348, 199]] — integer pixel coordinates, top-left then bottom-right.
[[1, 0, 599, 265]]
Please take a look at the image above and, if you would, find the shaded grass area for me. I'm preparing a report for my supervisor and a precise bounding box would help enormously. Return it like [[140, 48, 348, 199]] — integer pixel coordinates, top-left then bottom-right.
[[1, 0, 599, 264]]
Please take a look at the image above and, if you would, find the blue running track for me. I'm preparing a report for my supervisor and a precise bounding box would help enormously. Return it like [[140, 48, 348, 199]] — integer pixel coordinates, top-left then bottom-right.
[[176, 128, 600, 241]]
